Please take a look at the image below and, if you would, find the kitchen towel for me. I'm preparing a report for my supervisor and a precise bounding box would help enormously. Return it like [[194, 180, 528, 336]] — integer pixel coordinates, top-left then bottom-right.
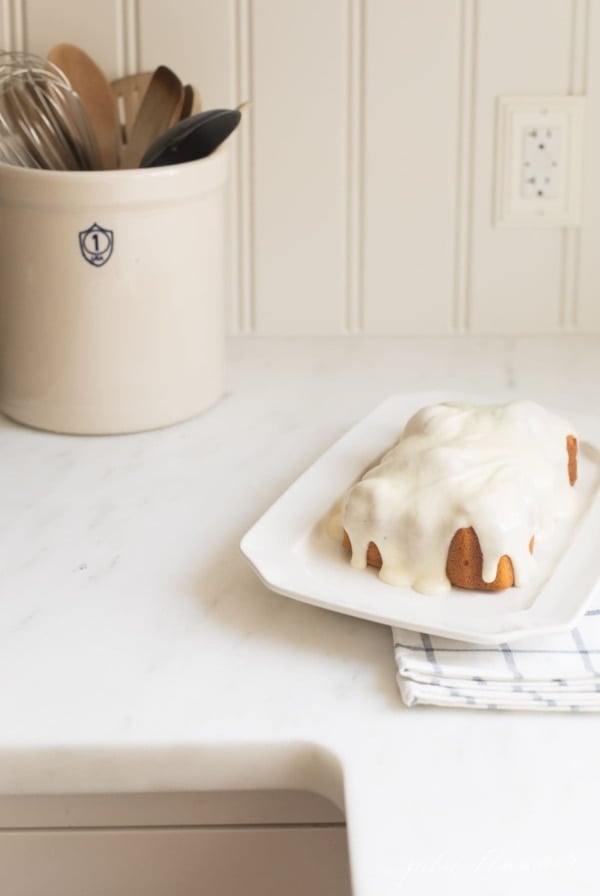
[[393, 601, 600, 711]]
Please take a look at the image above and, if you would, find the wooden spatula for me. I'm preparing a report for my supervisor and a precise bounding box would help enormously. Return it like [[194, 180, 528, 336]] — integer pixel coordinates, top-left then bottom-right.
[[110, 70, 153, 151], [179, 84, 202, 120], [47, 43, 119, 169], [119, 65, 183, 169]]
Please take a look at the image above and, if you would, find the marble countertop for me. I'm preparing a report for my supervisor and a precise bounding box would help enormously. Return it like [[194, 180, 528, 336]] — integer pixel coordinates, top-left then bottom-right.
[[2, 335, 600, 895]]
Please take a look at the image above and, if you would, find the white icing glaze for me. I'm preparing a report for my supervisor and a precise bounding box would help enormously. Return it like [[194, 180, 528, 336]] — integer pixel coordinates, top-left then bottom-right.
[[337, 401, 576, 595]]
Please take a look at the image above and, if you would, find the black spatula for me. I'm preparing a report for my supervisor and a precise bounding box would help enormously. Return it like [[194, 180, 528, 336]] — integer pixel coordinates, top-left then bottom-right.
[[139, 108, 241, 168]]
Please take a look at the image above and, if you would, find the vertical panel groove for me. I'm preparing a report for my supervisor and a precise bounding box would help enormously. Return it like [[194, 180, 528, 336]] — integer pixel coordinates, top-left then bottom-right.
[[453, 0, 477, 332], [344, 0, 365, 333], [115, 0, 126, 76], [10, 0, 24, 50], [229, 0, 241, 333], [128, 0, 140, 74], [1, 0, 13, 50], [234, 0, 255, 333], [117, 0, 140, 77], [17, 0, 25, 49], [561, 0, 590, 330]]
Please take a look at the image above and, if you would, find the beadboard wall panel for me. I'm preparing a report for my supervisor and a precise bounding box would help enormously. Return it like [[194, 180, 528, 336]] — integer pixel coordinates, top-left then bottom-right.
[[362, 0, 462, 334], [0, 1, 10, 50], [469, 0, 573, 334], [23, 0, 122, 72], [137, 0, 233, 103], [136, 0, 241, 331], [3, 0, 600, 334], [250, 0, 348, 334]]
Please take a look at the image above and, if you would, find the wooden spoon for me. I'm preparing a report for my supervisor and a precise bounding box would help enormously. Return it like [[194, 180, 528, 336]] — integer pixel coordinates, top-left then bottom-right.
[[179, 84, 202, 120], [47, 43, 119, 169], [119, 65, 183, 169]]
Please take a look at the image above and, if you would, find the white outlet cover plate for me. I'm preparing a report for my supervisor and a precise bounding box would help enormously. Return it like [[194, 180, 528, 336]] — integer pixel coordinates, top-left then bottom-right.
[[495, 95, 585, 228]]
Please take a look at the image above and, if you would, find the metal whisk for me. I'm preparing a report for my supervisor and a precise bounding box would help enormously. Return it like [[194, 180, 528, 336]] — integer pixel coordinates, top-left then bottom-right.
[[0, 51, 101, 170]]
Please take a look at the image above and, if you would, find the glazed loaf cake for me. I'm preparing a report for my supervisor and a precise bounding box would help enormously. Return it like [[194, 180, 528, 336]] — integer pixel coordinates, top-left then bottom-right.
[[336, 402, 578, 594]]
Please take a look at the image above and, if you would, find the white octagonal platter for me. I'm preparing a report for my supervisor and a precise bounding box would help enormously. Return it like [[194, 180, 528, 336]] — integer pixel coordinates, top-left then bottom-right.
[[241, 393, 600, 645]]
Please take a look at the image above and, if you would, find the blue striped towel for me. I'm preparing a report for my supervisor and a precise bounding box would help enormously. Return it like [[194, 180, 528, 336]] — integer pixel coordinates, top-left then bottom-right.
[[393, 602, 600, 711]]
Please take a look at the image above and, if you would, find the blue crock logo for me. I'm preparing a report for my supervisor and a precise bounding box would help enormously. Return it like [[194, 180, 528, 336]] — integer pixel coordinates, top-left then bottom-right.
[[79, 222, 114, 267]]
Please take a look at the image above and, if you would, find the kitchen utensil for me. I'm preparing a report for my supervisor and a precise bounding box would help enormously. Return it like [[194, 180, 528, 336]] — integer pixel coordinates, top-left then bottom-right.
[[110, 70, 153, 150], [47, 43, 119, 169], [2, 83, 65, 169], [0, 50, 70, 95], [0, 131, 38, 167], [179, 83, 202, 119], [139, 107, 241, 168], [0, 52, 95, 168], [120, 65, 183, 169], [0, 51, 101, 170]]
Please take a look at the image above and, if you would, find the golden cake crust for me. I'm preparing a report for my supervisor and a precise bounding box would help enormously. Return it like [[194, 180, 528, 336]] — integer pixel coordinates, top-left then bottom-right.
[[342, 434, 578, 592], [567, 434, 578, 486]]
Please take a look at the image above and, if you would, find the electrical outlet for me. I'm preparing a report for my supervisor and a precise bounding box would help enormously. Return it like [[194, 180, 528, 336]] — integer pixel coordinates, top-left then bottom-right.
[[522, 125, 561, 199], [495, 96, 585, 228]]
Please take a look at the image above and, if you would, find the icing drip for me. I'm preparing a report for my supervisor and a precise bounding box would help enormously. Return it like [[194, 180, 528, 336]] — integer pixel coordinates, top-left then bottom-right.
[[339, 401, 576, 594]]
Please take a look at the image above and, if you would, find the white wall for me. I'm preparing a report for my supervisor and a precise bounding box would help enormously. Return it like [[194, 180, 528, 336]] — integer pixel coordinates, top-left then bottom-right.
[[2, 0, 599, 335]]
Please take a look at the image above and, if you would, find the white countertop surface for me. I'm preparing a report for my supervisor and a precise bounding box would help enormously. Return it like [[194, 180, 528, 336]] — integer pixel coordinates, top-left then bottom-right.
[[2, 335, 600, 895]]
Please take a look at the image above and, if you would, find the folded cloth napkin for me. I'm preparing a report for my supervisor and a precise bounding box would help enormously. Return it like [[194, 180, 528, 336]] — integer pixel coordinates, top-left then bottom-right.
[[393, 602, 600, 711]]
